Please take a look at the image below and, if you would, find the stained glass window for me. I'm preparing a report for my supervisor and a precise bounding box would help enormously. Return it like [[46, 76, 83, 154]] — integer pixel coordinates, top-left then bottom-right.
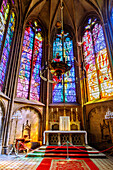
[[17, 22, 43, 101], [30, 32, 42, 101], [0, 0, 16, 91], [83, 18, 113, 102], [0, 0, 10, 49], [52, 34, 76, 103], [17, 27, 34, 98], [83, 30, 100, 101]]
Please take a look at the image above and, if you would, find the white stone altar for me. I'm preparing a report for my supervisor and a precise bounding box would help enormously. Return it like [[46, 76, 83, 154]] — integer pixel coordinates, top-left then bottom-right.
[[43, 130, 88, 146]]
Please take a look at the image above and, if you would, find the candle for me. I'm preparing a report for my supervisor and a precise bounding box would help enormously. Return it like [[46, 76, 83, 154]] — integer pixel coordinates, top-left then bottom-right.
[[76, 108, 77, 112]]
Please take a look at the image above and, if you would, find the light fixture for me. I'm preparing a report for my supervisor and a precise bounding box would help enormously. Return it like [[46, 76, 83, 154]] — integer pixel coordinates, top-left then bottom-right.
[[40, 0, 72, 83]]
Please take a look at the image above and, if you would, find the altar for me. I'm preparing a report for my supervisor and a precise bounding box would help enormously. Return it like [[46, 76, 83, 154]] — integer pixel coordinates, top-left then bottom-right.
[[44, 109, 87, 146], [43, 130, 88, 146]]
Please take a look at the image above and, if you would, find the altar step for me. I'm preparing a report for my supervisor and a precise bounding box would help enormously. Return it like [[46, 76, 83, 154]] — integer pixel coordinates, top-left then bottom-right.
[[26, 145, 106, 159]]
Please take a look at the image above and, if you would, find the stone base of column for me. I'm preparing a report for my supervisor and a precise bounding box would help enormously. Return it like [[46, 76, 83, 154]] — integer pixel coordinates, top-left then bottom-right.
[[2, 146, 8, 154]]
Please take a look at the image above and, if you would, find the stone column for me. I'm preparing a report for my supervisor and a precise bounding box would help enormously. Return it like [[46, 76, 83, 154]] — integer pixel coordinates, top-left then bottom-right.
[[2, 23, 24, 154]]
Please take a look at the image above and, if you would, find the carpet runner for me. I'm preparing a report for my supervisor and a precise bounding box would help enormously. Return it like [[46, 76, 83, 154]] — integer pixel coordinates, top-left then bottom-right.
[[36, 158, 99, 170]]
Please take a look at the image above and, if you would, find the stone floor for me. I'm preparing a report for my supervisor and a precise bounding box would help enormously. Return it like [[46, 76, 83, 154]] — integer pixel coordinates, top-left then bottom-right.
[[0, 153, 113, 170], [0, 154, 43, 170]]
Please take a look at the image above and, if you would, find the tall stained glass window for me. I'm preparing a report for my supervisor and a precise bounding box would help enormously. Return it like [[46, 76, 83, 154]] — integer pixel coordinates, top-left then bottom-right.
[[0, 0, 16, 91], [17, 21, 43, 101], [83, 18, 113, 101], [52, 33, 76, 103]]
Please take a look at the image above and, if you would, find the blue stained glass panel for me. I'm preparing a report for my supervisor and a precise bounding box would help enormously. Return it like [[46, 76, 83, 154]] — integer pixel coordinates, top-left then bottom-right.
[[64, 38, 76, 102], [53, 82, 63, 103], [93, 24, 106, 53], [53, 37, 63, 61]]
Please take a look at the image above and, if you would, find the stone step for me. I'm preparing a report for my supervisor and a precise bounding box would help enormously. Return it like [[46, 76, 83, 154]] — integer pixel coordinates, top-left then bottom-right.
[[26, 153, 106, 158], [26, 145, 106, 159]]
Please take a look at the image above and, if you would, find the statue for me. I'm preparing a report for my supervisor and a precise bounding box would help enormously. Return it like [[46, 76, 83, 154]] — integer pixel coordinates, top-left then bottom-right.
[[22, 120, 31, 139]]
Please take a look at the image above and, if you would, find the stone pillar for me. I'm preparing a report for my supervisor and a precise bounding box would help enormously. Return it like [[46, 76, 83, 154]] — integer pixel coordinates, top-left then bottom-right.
[[2, 23, 24, 154]]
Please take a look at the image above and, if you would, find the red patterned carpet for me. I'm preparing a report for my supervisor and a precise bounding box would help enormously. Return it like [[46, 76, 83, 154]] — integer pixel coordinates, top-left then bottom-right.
[[36, 158, 52, 170], [36, 158, 99, 170]]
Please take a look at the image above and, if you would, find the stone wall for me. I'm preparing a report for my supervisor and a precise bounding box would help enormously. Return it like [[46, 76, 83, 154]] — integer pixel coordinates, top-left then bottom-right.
[[86, 100, 113, 149]]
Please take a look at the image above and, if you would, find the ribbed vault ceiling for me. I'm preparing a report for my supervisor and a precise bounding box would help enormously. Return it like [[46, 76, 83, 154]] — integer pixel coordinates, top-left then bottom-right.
[[20, 0, 104, 31]]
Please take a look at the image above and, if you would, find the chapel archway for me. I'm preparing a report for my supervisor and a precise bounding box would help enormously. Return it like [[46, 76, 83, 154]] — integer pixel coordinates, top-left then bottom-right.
[[9, 106, 42, 150]]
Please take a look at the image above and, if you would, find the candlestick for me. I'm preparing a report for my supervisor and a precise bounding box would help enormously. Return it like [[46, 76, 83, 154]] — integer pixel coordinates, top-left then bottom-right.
[[71, 108, 73, 122]]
